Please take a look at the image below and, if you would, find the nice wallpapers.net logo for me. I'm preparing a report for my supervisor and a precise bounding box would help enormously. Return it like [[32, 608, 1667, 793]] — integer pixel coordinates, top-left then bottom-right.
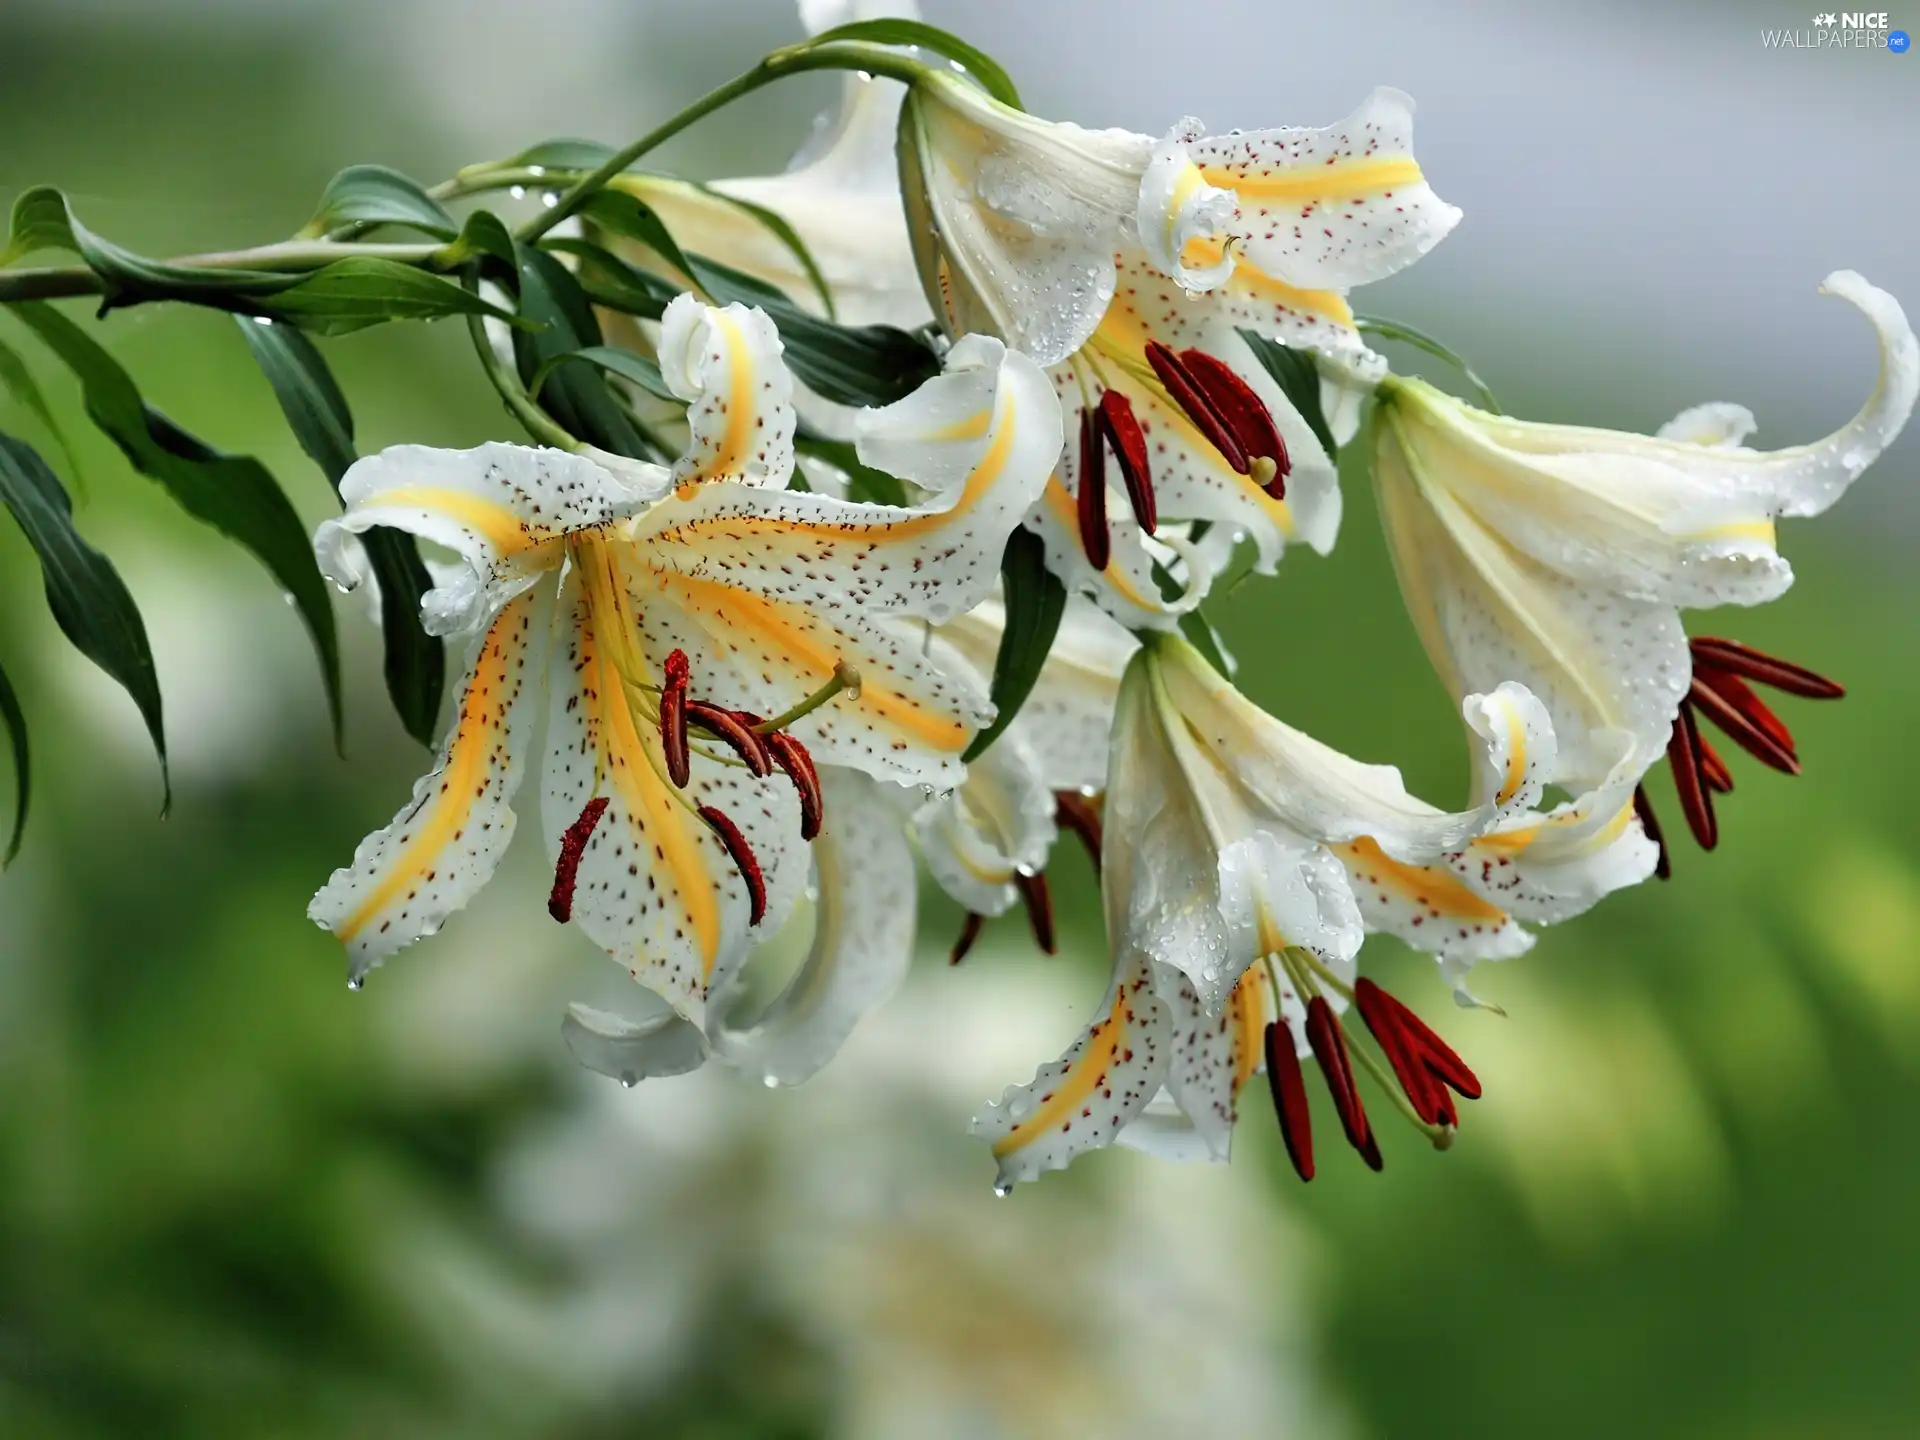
[[1763, 11, 1911, 48]]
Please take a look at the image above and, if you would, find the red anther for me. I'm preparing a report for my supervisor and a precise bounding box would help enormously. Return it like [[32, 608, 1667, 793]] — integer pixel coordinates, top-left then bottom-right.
[[687, 701, 773, 776], [949, 911, 985, 966], [1052, 790, 1104, 874], [1690, 637, 1845, 700], [1697, 734, 1735, 795], [1144, 340, 1249, 475], [1264, 1020, 1315, 1182], [548, 796, 610, 923], [1354, 978, 1446, 1125], [1076, 405, 1111, 570], [1014, 869, 1057, 954], [1365, 980, 1482, 1102], [1705, 669, 1799, 754], [1179, 347, 1289, 494], [765, 730, 823, 841], [1633, 783, 1671, 881], [1097, 390, 1157, 532], [1689, 676, 1800, 777], [1304, 995, 1374, 1161], [699, 804, 767, 926], [1667, 702, 1719, 851], [661, 649, 692, 787]]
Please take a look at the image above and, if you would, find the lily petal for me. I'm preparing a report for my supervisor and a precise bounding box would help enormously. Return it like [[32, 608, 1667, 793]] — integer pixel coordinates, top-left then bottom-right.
[[1188, 86, 1461, 292], [308, 582, 551, 981], [972, 950, 1170, 1189], [316, 442, 662, 636], [542, 566, 806, 1029], [659, 295, 797, 489], [561, 993, 712, 1085], [714, 768, 918, 1085]]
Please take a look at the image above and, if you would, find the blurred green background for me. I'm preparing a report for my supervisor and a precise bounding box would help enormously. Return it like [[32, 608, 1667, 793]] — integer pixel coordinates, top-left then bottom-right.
[[2, 3, 1916, 1437]]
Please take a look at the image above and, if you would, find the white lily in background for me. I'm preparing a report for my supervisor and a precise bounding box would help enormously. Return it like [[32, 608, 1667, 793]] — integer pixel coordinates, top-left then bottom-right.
[[308, 297, 1062, 1035], [1370, 272, 1916, 842], [911, 595, 1138, 956], [975, 634, 1581, 1188], [611, 0, 931, 330], [898, 79, 1458, 366]]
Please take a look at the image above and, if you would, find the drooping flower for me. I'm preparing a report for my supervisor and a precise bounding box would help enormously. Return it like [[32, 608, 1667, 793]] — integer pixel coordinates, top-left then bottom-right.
[[1369, 272, 1916, 852], [973, 634, 1656, 1187], [911, 594, 1138, 959], [898, 78, 1459, 366], [308, 297, 1062, 1035]]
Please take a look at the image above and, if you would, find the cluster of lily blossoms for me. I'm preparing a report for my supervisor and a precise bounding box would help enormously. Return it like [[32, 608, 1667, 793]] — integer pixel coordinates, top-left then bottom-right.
[[310, 11, 1917, 1191]]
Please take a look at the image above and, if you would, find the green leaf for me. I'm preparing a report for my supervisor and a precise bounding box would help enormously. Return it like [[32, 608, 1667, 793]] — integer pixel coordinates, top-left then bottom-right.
[[511, 245, 654, 459], [793, 426, 905, 507], [258, 258, 524, 336], [806, 18, 1023, 110], [1178, 608, 1237, 679], [546, 238, 679, 320], [303, 164, 457, 240], [1353, 315, 1503, 414], [12, 302, 344, 746], [962, 528, 1066, 763], [0, 430, 166, 809], [1235, 328, 1340, 460], [530, 344, 675, 404], [434, 209, 519, 270], [0, 328, 83, 491], [580, 191, 940, 407], [3, 186, 295, 307], [0, 655, 27, 864], [511, 138, 617, 171], [233, 317, 445, 746]]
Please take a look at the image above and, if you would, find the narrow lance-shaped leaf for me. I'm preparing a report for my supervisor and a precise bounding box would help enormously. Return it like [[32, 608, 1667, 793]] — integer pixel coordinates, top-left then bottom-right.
[[804, 17, 1024, 109], [3, 186, 296, 308], [301, 164, 458, 240], [510, 138, 617, 171], [233, 317, 445, 746], [963, 527, 1066, 763], [0, 431, 166, 810], [0, 328, 84, 493], [12, 302, 343, 746], [529, 344, 676, 404], [511, 244, 655, 458], [0, 655, 27, 864], [257, 258, 526, 337], [1235, 328, 1339, 460], [578, 191, 940, 407]]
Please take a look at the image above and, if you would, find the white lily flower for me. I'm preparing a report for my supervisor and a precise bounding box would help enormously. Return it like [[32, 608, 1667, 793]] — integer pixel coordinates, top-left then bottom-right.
[[898, 77, 1458, 366], [611, 0, 931, 330], [307, 302, 1062, 1037], [974, 634, 1567, 1188], [910, 595, 1138, 953], [563, 767, 918, 1088], [1370, 271, 1917, 806]]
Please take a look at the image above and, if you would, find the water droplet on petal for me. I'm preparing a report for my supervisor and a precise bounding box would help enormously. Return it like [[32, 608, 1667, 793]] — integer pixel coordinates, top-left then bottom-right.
[[346, 977, 364, 992], [508, 185, 527, 200], [993, 1182, 1013, 1198]]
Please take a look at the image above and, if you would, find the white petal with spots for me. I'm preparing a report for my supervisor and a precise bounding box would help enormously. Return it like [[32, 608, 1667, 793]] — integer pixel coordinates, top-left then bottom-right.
[[659, 296, 797, 488], [309, 583, 551, 980]]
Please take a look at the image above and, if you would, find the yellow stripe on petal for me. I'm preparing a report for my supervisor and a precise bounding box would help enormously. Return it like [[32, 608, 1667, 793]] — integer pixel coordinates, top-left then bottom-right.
[[337, 591, 532, 943], [1498, 707, 1528, 808], [1181, 241, 1356, 327], [707, 310, 757, 481], [362, 487, 554, 557], [1229, 969, 1270, 1098], [1204, 155, 1424, 205], [660, 573, 972, 753], [992, 986, 1128, 1159], [1335, 837, 1510, 924], [932, 407, 993, 442], [578, 600, 724, 979]]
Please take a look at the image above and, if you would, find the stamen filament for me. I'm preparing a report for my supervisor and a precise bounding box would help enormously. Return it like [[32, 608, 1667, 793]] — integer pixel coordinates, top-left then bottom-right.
[[753, 661, 861, 735]]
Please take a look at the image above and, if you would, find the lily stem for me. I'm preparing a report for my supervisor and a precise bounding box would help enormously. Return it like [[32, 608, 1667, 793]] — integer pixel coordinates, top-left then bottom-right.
[[519, 39, 934, 244], [461, 277, 580, 452]]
